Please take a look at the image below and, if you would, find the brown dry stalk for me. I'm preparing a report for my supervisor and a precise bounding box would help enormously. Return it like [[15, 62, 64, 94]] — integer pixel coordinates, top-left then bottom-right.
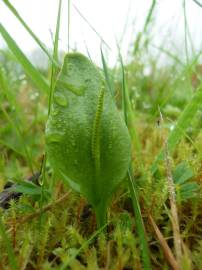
[[104, 240, 112, 270], [148, 213, 179, 270], [164, 141, 183, 266], [158, 108, 183, 267], [7, 191, 71, 230]]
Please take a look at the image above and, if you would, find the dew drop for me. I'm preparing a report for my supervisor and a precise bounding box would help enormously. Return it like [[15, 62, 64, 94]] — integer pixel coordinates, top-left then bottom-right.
[[85, 78, 91, 83], [74, 160, 78, 166], [71, 140, 76, 147], [108, 142, 112, 150], [45, 132, 64, 143], [54, 92, 68, 107], [58, 75, 86, 96], [67, 63, 73, 70], [52, 109, 59, 116]]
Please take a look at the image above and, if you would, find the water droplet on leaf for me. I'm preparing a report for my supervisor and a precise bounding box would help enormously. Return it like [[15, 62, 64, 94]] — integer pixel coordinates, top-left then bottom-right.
[[85, 78, 91, 83], [54, 92, 68, 107], [52, 109, 59, 116], [58, 75, 86, 96], [46, 132, 64, 143], [74, 160, 78, 166]]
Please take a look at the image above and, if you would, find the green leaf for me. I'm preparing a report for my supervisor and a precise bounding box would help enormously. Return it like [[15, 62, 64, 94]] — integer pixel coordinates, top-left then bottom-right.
[[173, 162, 194, 184], [10, 181, 42, 195], [45, 53, 131, 227], [100, 47, 114, 96], [180, 182, 199, 200], [173, 162, 199, 201], [10, 181, 50, 200]]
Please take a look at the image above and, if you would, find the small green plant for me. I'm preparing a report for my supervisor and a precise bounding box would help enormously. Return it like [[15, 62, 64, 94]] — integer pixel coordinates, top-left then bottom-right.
[[45, 53, 131, 228], [173, 161, 199, 201]]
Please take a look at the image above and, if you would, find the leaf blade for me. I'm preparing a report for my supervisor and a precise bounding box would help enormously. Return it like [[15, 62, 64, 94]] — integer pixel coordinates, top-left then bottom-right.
[[0, 23, 50, 94]]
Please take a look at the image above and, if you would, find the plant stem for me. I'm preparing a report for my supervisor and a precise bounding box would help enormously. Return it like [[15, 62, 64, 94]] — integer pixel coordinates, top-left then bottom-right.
[[164, 141, 182, 265], [148, 213, 179, 270], [68, 0, 70, 52], [158, 109, 182, 267], [127, 168, 151, 270], [95, 202, 107, 229]]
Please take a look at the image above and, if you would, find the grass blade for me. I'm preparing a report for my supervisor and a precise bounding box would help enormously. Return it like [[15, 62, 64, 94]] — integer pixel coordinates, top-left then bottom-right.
[[100, 46, 114, 96], [68, 0, 71, 52], [0, 105, 34, 173], [192, 0, 202, 8], [118, 47, 143, 167], [48, 0, 62, 115], [134, 0, 156, 54], [127, 169, 151, 269], [2, 0, 59, 68], [119, 51, 151, 269], [0, 23, 50, 94], [151, 85, 202, 174], [0, 218, 18, 270], [40, 0, 63, 224], [72, 3, 111, 50], [0, 68, 34, 172]]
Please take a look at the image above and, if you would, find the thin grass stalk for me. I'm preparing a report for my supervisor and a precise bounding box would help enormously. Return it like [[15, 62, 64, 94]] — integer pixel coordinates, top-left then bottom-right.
[[120, 57, 128, 125], [72, 3, 111, 50], [118, 48, 143, 168], [119, 0, 132, 47], [158, 109, 182, 266], [48, 0, 62, 116], [2, 0, 59, 68], [151, 44, 184, 65], [183, 0, 189, 64], [154, 57, 198, 112], [0, 101, 34, 173], [68, 0, 71, 52], [119, 53, 151, 269], [100, 47, 114, 96], [42, 0, 63, 216], [166, 117, 202, 156], [37, 0, 63, 232], [134, 0, 156, 54], [164, 141, 182, 265], [127, 168, 151, 270], [183, 0, 195, 55], [193, 0, 202, 8], [0, 23, 50, 94], [84, 39, 93, 61], [151, 83, 202, 174]]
